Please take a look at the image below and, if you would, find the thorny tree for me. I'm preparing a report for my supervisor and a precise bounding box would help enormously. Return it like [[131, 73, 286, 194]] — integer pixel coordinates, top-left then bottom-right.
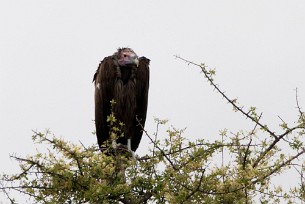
[[1, 57, 305, 203]]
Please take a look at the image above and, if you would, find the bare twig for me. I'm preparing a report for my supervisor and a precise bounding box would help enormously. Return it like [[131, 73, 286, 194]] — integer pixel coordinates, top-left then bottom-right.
[[136, 117, 179, 170], [183, 169, 206, 202], [174, 55, 305, 172], [295, 88, 304, 117], [174, 55, 278, 139], [0, 182, 15, 204], [243, 137, 252, 169], [143, 127, 178, 171], [249, 113, 263, 136], [252, 124, 303, 168], [252, 148, 305, 185]]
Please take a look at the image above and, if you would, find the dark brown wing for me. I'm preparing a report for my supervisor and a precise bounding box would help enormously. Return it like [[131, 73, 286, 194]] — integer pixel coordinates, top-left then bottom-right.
[[93, 56, 116, 149], [131, 57, 150, 151]]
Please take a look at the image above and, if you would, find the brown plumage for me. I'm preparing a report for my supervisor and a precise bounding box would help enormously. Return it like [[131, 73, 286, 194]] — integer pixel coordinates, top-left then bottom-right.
[[93, 48, 150, 152]]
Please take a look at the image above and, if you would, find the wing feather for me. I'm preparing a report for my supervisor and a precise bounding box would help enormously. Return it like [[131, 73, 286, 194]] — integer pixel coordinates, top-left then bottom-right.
[[94, 57, 116, 148], [132, 57, 150, 151]]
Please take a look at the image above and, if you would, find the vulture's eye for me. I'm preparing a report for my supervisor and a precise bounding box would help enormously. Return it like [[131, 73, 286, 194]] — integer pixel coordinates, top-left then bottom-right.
[[124, 54, 127, 57]]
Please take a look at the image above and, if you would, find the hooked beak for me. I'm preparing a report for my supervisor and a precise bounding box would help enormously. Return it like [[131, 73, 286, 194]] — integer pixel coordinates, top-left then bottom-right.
[[134, 57, 139, 67], [129, 52, 139, 67]]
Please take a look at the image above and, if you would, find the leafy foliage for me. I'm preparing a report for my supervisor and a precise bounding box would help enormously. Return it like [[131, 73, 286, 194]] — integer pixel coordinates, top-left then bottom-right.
[[1, 58, 305, 203]]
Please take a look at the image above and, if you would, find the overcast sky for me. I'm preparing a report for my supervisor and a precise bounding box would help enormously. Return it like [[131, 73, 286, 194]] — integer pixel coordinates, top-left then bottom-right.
[[1, 1, 305, 202]]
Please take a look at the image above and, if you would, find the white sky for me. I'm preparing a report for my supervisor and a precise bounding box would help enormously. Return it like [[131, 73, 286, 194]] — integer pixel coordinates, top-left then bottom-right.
[[1, 1, 305, 202]]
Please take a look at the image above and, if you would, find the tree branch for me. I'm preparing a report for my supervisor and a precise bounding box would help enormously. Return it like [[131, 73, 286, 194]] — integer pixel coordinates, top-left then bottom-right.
[[174, 55, 278, 139]]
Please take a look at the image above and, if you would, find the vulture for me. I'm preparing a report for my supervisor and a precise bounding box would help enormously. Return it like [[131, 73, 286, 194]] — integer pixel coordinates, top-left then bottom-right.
[[93, 48, 150, 153]]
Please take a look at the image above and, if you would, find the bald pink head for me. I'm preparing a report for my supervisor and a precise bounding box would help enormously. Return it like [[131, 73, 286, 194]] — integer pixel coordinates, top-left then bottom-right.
[[117, 48, 139, 67]]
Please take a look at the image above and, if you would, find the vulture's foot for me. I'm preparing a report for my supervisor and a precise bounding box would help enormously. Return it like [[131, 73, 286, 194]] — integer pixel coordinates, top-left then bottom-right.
[[115, 143, 136, 159]]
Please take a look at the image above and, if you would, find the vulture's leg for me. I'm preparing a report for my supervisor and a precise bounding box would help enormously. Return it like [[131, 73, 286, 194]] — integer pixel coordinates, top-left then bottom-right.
[[127, 139, 131, 151], [127, 139, 136, 159]]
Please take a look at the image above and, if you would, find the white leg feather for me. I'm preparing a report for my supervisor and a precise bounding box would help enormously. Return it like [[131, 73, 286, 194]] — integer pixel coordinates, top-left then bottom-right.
[[127, 139, 136, 159], [127, 139, 131, 151]]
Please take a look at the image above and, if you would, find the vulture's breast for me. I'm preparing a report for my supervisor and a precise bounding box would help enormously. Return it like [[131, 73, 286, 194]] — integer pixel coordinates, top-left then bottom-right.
[[120, 66, 134, 84]]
